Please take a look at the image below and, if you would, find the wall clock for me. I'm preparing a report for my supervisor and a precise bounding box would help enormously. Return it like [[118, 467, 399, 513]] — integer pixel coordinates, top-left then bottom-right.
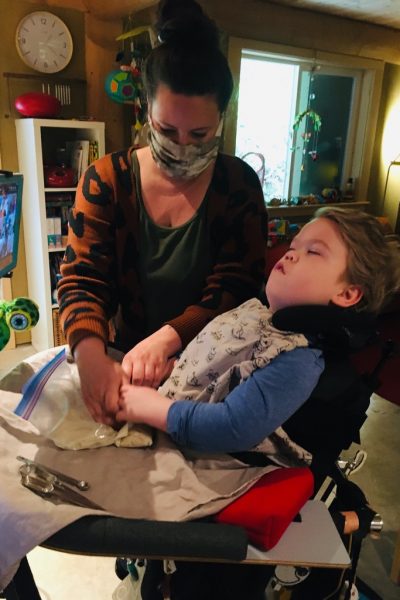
[[15, 11, 73, 74]]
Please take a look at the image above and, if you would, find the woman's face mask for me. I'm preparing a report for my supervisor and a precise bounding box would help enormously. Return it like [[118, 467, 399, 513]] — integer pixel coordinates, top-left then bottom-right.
[[148, 119, 223, 180]]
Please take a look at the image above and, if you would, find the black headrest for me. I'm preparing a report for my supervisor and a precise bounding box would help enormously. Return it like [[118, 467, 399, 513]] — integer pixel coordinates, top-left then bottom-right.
[[271, 305, 376, 352]]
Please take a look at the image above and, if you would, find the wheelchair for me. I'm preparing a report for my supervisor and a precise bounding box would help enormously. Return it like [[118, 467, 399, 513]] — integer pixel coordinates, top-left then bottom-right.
[[0, 304, 396, 600]]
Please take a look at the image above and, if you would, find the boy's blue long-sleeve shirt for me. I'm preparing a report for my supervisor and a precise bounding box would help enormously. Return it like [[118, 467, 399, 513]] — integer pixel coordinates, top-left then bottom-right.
[[166, 346, 324, 453]]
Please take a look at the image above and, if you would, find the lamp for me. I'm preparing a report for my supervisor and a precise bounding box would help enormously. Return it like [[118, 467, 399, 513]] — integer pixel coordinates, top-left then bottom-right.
[[380, 155, 400, 216]]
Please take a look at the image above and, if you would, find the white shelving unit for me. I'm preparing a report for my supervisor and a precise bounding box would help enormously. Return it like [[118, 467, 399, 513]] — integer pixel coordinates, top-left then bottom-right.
[[15, 118, 105, 351]]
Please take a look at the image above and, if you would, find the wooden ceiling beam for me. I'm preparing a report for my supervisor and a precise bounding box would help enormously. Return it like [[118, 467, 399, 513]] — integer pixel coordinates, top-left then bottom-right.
[[23, 0, 157, 20]]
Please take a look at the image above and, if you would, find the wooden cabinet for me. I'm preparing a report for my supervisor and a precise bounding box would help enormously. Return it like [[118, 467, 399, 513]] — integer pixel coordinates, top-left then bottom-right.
[[15, 118, 105, 351]]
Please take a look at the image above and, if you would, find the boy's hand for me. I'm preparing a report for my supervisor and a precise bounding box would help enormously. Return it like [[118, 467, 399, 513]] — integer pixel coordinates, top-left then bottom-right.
[[116, 384, 174, 431]]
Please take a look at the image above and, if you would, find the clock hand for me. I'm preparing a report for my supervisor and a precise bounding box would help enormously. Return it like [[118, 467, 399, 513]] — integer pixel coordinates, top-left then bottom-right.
[[42, 39, 58, 56]]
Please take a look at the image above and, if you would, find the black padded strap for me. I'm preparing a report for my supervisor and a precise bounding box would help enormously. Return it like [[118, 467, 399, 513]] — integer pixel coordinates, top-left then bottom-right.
[[272, 305, 376, 352]]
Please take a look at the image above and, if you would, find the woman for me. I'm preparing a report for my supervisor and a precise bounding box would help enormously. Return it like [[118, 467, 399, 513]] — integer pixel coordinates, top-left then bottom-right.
[[58, 0, 267, 427]]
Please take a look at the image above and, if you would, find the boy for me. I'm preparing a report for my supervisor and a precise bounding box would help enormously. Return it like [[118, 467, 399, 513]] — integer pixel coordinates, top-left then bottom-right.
[[115, 208, 400, 456]]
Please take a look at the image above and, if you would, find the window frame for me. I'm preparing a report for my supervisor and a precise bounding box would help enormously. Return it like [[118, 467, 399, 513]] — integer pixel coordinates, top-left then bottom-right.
[[224, 37, 384, 202]]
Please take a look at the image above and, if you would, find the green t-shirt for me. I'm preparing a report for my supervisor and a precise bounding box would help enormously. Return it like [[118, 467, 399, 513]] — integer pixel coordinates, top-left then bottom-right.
[[132, 151, 213, 336]]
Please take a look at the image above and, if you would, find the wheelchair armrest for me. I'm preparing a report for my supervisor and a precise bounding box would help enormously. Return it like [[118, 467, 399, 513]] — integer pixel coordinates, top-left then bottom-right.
[[41, 515, 249, 562]]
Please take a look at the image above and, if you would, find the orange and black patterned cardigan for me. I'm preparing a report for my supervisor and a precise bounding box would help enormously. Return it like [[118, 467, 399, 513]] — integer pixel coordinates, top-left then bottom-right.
[[58, 148, 268, 353]]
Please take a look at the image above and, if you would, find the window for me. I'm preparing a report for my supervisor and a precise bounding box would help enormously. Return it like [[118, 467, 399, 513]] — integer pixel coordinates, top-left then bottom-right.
[[225, 38, 384, 205], [235, 56, 297, 201]]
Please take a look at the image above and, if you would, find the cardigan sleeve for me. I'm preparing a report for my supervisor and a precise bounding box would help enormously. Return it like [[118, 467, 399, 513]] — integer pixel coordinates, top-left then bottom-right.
[[166, 155, 268, 348], [57, 152, 125, 351]]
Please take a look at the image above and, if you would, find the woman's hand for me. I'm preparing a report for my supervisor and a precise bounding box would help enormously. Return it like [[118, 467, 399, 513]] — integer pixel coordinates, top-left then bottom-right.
[[74, 337, 128, 425], [121, 325, 181, 388]]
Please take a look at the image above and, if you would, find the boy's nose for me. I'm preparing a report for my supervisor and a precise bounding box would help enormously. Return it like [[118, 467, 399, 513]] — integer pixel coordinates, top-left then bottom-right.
[[285, 251, 299, 262]]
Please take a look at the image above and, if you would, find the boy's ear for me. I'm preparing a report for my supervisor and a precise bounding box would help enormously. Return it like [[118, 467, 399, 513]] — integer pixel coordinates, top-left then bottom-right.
[[332, 284, 363, 308]]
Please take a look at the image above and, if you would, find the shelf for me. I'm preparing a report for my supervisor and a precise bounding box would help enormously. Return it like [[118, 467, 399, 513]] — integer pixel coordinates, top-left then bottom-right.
[[45, 187, 77, 193], [267, 201, 369, 218], [15, 118, 105, 351], [48, 247, 66, 253]]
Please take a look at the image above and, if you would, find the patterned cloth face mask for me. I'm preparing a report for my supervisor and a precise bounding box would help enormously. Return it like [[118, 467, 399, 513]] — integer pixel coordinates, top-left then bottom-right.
[[148, 119, 223, 180]]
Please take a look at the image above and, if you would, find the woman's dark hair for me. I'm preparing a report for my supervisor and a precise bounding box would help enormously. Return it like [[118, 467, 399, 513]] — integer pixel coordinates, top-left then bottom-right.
[[144, 0, 233, 112]]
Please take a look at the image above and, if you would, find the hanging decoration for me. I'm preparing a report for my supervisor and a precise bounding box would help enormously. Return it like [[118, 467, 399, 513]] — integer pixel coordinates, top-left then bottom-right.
[[104, 24, 155, 137], [104, 59, 144, 134], [292, 109, 322, 136], [291, 66, 322, 171], [115, 25, 157, 47], [104, 68, 141, 105]]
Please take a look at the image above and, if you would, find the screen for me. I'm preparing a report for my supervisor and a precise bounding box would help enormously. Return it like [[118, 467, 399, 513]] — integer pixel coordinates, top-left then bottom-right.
[[0, 174, 23, 279]]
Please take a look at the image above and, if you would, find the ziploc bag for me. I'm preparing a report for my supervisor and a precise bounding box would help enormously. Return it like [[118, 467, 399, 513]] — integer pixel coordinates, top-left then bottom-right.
[[14, 348, 153, 450]]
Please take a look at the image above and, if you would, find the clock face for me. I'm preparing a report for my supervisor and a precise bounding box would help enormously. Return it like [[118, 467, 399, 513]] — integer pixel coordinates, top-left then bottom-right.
[[16, 11, 73, 74]]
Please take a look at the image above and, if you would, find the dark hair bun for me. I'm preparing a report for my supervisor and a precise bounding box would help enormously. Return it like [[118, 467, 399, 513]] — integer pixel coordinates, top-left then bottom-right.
[[156, 0, 219, 48]]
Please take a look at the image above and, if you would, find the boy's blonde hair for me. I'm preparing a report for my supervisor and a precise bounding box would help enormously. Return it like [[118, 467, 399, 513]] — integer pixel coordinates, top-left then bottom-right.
[[314, 206, 400, 314]]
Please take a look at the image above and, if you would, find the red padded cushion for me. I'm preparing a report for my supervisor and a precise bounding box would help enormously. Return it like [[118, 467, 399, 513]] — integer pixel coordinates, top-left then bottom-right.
[[214, 467, 314, 550]]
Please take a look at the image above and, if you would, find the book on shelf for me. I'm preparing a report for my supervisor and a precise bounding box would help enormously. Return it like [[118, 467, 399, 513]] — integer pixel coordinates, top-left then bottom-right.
[[46, 217, 56, 248], [46, 193, 73, 244], [88, 140, 99, 164], [49, 253, 63, 305], [69, 143, 83, 184], [53, 217, 62, 247], [67, 140, 90, 183], [45, 192, 74, 206]]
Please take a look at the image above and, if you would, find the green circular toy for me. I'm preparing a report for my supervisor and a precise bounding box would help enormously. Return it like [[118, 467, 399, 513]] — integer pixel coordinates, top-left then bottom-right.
[[0, 297, 39, 351]]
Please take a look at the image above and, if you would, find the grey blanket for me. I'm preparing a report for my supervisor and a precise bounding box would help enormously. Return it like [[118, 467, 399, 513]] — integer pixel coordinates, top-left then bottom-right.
[[0, 348, 276, 588]]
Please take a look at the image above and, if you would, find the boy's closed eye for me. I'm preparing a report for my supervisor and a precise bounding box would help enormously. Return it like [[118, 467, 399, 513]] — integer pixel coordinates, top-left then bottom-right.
[[160, 127, 175, 136]]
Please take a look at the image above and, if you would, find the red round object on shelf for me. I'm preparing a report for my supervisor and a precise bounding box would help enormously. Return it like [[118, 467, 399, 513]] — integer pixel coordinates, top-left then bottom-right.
[[44, 165, 76, 187], [15, 92, 62, 118]]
